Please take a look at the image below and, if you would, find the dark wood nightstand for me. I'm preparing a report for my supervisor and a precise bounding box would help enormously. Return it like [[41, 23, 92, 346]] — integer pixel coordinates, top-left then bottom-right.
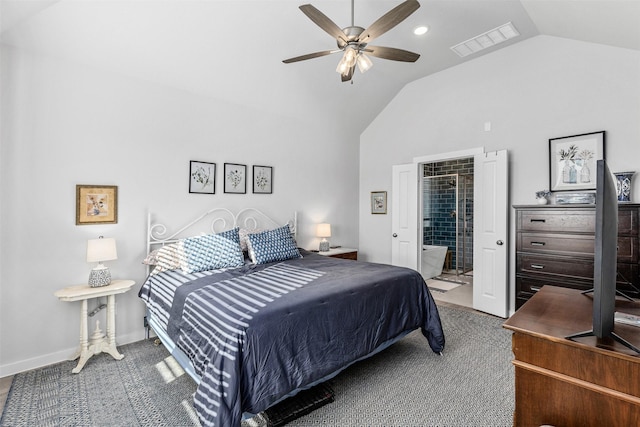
[[316, 247, 358, 260]]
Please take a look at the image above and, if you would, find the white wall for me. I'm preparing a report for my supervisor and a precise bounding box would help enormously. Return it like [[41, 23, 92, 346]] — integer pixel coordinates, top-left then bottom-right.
[[0, 46, 360, 376], [359, 36, 640, 308]]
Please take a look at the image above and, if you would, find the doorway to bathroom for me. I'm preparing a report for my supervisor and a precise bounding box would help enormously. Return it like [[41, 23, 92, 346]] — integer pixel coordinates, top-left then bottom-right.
[[421, 158, 474, 308]]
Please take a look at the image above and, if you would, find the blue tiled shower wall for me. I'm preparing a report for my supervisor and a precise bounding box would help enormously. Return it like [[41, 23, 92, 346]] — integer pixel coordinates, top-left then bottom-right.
[[423, 157, 474, 272]]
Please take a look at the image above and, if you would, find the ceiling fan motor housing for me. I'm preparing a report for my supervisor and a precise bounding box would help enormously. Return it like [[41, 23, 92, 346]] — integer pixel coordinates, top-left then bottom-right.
[[337, 26, 366, 50]]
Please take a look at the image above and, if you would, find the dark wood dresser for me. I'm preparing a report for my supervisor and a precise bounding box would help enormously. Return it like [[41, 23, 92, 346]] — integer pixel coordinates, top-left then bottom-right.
[[514, 204, 640, 309]]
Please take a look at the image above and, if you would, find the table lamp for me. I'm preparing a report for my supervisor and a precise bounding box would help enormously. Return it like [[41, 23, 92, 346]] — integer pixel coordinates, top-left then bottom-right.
[[317, 223, 331, 252], [87, 236, 117, 287]]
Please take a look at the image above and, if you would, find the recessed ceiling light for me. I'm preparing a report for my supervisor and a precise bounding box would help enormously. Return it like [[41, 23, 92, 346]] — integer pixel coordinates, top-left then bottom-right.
[[413, 26, 429, 36]]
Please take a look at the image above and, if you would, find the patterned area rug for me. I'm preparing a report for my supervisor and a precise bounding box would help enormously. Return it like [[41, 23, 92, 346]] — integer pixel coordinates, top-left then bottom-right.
[[1, 304, 514, 426]]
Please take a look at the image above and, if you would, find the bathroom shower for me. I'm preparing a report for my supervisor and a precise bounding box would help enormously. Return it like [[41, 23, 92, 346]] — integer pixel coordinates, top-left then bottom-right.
[[422, 172, 473, 276]]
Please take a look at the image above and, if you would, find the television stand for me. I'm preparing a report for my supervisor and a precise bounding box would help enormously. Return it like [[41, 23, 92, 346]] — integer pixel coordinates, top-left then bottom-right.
[[504, 285, 640, 427], [566, 329, 640, 354]]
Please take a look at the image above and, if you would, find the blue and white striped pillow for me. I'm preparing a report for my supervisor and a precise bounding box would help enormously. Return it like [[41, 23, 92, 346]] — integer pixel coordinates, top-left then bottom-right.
[[247, 225, 302, 265]]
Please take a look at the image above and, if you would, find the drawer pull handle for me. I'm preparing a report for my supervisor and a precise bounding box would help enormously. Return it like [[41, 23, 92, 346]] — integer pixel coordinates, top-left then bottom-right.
[[531, 242, 546, 246], [530, 286, 541, 292], [530, 264, 545, 269], [530, 219, 546, 223]]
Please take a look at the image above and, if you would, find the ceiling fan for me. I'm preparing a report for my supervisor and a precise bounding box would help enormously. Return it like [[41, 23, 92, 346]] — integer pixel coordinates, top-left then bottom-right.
[[283, 0, 421, 83]]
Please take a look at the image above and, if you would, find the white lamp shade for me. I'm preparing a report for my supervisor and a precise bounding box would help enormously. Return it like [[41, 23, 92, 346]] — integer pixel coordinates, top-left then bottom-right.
[[87, 237, 117, 263], [316, 223, 331, 238]]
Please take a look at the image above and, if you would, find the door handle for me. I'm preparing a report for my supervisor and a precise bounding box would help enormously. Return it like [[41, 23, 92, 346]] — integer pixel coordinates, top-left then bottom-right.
[[496, 240, 504, 245], [392, 233, 398, 238]]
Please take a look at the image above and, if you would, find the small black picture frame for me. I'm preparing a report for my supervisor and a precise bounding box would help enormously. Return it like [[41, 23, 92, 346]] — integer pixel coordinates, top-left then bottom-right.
[[549, 131, 605, 192], [253, 165, 273, 194], [224, 163, 247, 194], [189, 161, 216, 194]]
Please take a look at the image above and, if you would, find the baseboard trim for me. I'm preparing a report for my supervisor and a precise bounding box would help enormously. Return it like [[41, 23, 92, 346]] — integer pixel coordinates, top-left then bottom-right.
[[0, 330, 146, 377]]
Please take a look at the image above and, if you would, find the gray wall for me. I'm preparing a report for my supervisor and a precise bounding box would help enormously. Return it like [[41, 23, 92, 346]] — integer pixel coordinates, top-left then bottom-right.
[[359, 35, 640, 311], [0, 46, 360, 375]]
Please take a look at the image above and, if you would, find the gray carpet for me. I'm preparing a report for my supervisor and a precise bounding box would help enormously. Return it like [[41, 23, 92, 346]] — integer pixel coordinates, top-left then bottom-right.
[[1, 304, 514, 426]]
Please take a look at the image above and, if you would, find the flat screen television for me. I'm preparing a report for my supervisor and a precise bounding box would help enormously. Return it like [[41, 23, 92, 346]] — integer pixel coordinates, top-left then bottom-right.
[[566, 160, 640, 353]]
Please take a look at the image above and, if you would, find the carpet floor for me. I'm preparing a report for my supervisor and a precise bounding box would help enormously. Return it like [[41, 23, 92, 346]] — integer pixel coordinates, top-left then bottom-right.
[[0, 304, 515, 426]]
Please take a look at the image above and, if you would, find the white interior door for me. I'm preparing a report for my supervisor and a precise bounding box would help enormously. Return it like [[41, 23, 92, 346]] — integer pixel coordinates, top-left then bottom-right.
[[473, 150, 509, 317], [391, 163, 418, 270]]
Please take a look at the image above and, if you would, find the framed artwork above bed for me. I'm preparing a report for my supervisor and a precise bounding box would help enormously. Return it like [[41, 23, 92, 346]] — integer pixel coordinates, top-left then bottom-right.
[[224, 163, 246, 194], [253, 165, 273, 194], [189, 161, 216, 194]]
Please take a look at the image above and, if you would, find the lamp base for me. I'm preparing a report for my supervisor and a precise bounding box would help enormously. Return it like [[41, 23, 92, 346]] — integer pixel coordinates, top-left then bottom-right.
[[88, 267, 111, 287], [319, 240, 330, 252]]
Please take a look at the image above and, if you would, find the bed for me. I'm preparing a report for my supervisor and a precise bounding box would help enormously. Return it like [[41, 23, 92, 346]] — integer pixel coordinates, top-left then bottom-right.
[[139, 208, 445, 427]]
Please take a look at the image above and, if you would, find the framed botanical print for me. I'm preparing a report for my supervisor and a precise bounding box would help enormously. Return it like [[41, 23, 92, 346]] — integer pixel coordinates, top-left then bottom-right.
[[371, 191, 387, 214], [549, 131, 605, 192], [224, 163, 246, 194], [253, 165, 273, 194], [189, 161, 216, 194], [76, 185, 118, 225]]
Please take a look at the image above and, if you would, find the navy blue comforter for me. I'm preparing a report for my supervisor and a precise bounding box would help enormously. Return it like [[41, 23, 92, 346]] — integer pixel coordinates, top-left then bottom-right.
[[139, 250, 445, 426]]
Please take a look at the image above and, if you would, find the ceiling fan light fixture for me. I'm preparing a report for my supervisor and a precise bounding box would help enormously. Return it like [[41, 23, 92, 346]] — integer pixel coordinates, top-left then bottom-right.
[[336, 56, 349, 74], [356, 53, 373, 73], [344, 46, 358, 67], [336, 46, 358, 74], [284, 0, 422, 82]]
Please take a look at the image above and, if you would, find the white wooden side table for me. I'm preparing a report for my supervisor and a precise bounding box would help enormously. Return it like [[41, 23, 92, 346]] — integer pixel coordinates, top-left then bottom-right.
[[54, 279, 136, 373]]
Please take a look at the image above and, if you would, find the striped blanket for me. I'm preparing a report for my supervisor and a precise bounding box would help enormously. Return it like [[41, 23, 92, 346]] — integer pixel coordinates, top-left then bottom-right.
[[139, 251, 445, 427]]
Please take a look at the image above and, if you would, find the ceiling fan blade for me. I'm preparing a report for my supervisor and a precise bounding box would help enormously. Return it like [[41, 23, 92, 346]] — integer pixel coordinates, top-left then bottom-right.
[[358, 0, 420, 44], [365, 45, 420, 62], [283, 50, 338, 64], [341, 65, 355, 82], [299, 4, 347, 43]]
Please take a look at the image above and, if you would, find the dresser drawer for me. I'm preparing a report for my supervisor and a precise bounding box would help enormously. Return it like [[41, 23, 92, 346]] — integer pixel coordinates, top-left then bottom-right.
[[619, 208, 639, 236], [518, 233, 594, 256], [515, 277, 590, 309], [518, 209, 594, 233], [517, 234, 637, 262], [618, 236, 639, 263], [517, 253, 593, 281]]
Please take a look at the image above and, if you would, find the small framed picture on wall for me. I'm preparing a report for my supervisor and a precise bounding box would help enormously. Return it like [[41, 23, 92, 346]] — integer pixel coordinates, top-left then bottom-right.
[[224, 163, 247, 194], [549, 131, 605, 192], [189, 161, 216, 194], [76, 185, 118, 225], [253, 165, 273, 194], [371, 191, 387, 214]]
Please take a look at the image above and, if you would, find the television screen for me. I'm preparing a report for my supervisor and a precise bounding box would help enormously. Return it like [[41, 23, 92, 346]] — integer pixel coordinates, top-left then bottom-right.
[[592, 159, 618, 338], [566, 160, 639, 353]]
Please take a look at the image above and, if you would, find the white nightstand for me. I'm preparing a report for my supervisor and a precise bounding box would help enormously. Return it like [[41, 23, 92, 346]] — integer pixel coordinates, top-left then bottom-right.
[[54, 279, 136, 373], [315, 247, 358, 260]]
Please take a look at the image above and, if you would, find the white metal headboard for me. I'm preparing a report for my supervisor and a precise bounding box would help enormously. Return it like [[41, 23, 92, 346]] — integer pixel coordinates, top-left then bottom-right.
[[146, 207, 297, 255]]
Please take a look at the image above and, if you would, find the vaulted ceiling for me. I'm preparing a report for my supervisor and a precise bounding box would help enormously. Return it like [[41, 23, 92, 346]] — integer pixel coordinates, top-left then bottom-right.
[[2, 0, 639, 134]]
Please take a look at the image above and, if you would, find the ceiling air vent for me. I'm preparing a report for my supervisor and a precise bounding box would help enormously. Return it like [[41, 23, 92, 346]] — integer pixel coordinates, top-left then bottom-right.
[[451, 22, 519, 58]]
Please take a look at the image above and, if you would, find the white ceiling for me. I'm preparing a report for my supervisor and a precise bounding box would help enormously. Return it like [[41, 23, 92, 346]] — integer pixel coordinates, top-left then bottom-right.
[[1, 0, 639, 134]]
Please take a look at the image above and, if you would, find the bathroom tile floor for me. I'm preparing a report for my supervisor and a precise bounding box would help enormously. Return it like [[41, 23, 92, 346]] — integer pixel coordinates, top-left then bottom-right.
[[427, 271, 473, 309]]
